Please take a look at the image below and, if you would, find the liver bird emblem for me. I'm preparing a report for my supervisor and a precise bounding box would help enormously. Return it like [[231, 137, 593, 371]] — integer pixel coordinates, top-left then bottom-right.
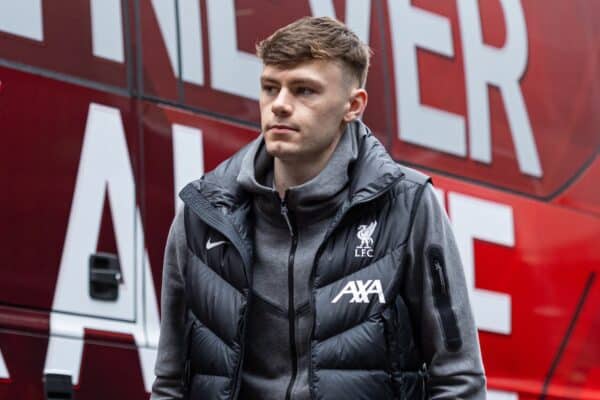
[[357, 221, 377, 249]]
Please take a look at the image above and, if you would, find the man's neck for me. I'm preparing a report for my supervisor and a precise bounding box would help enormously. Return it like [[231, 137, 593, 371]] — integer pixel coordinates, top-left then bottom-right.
[[273, 135, 342, 199]]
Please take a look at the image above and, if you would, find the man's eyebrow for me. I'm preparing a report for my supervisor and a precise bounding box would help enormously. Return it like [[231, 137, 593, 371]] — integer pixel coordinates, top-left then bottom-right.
[[260, 76, 279, 84], [260, 76, 324, 87], [287, 78, 324, 87]]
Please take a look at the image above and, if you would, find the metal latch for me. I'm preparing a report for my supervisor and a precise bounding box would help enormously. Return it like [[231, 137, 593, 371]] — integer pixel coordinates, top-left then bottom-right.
[[43, 373, 73, 400], [89, 252, 122, 301]]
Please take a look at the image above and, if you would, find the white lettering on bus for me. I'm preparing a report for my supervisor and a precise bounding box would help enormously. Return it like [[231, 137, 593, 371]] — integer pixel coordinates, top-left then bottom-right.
[[151, 0, 204, 85], [439, 191, 514, 335], [45, 103, 160, 392], [0, 348, 9, 380], [0, 0, 43, 41], [488, 389, 519, 400], [389, 0, 542, 177], [388, 0, 466, 157], [173, 124, 205, 213], [90, 0, 125, 63], [2, 1, 542, 177], [206, 0, 261, 99], [309, 0, 372, 44], [458, 0, 541, 177]]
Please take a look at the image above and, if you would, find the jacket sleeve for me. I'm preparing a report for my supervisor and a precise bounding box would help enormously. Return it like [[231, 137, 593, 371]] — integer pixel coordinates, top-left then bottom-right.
[[150, 208, 188, 400], [405, 183, 487, 399]]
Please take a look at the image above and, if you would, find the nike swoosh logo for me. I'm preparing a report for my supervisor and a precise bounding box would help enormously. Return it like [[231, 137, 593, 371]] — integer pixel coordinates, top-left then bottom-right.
[[206, 238, 227, 250]]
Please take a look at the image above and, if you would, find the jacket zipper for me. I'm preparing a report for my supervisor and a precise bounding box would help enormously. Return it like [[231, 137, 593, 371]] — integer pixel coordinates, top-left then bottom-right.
[[307, 174, 405, 399], [231, 289, 252, 400], [427, 248, 462, 352], [433, 260, 447, 296], [281, 200, 300, 400], [182, 318, 196, 398]]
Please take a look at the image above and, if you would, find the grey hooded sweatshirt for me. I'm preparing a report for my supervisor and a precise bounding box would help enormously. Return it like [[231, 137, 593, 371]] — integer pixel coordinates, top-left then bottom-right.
[[235, 123, 359, 399]]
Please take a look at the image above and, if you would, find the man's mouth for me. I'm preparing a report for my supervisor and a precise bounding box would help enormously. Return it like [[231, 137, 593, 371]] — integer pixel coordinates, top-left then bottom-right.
[[267, 124, 299, 133]]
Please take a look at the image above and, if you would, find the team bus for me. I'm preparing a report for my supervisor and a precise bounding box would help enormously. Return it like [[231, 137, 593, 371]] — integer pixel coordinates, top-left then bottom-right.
[[0, 1, 598, 399]]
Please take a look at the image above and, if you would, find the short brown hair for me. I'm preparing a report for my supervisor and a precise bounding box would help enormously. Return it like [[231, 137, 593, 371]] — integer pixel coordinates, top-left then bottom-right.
[[256, 16, 372, 87]]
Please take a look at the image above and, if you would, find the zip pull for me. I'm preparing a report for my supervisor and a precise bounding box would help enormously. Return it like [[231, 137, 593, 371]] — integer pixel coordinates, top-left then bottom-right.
[[433, 260, 447, 296], [280, 202, 295, 237]]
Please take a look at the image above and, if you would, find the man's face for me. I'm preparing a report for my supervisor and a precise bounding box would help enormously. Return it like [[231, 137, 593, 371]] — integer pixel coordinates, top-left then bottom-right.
[[259, 60, 355, 163]]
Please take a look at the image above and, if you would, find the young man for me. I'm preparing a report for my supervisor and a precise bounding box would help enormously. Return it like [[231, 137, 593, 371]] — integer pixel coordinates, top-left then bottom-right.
[[151, 17, 486, 400]]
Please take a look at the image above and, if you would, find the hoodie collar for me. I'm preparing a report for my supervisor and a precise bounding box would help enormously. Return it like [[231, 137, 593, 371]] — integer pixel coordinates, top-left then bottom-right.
[[237, 121, 359, 226]]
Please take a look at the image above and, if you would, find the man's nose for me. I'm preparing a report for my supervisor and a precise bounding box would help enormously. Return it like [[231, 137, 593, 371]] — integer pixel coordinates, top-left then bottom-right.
[[271, 88, 293, 116]]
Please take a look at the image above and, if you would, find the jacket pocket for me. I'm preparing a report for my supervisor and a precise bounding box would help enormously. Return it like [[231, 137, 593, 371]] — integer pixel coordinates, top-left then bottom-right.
[[398, 368, 428, 400], [427, 246, 462, 352], [382, 305, 399, 398], [382, 296, 428, 399]]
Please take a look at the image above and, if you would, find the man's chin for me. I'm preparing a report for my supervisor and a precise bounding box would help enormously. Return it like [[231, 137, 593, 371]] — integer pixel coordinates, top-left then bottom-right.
[[264, 141, 300, 161]]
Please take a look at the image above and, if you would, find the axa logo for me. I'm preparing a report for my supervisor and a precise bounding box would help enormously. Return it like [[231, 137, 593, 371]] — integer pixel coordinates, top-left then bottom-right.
[[355, 221, 377, 258], [331, 279, 386, 304]]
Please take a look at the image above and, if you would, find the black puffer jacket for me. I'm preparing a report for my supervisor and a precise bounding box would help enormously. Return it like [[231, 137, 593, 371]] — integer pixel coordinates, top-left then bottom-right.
[[151, 123, 486, 399]]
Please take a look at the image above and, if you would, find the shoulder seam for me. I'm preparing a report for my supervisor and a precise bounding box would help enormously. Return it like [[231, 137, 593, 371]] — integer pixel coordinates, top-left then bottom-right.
[[398, 165, 432, 187]]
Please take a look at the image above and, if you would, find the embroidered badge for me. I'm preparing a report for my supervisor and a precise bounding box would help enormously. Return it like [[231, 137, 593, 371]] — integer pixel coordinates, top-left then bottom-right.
[[355, 221, 377, 258]]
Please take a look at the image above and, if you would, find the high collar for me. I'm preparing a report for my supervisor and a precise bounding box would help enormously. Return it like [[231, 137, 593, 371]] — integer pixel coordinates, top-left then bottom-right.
[[185, 120, 404, 216], [236, 122, 359, 227]]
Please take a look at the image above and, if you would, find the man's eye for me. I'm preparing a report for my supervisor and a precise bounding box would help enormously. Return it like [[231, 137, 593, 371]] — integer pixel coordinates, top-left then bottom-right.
[[262, 86, 277, 95], [298, 87, 315, 96], [296, 87, 315, 96]]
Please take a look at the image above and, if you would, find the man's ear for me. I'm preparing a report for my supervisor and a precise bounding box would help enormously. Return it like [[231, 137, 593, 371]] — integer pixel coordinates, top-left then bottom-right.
[[343, 88, 368, 122]]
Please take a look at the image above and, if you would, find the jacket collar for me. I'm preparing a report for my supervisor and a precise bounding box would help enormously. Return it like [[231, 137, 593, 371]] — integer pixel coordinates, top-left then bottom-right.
[[346, 121, 404, 204], [180, 120, 404, 211]]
